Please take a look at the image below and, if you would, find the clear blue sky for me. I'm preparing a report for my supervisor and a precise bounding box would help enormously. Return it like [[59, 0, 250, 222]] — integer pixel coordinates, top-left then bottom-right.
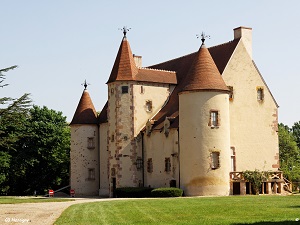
[[1, 1, 299, 126]]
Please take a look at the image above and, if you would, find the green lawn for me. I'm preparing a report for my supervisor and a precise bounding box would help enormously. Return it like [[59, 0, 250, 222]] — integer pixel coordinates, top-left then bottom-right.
[[55, 195, 300, 225], [0, 196, 74, 204]]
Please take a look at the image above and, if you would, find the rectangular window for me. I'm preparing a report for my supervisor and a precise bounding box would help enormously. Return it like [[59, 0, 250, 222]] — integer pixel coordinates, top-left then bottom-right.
[[228, 86, 234, 101], [231, 147, 236, 172], [147, 158, 153, 173], [257, 87, 264, 101], [88, 168, 95, 180], [210, 111, 219, 127], [165, 157, 171, 172], [136, 157, 143, 170], [211, 152, 220, 169], [145, 100, 152, 112], [140, 85, 144, 94], [87, 137, 95, 149], [122, 86, 128, 94]]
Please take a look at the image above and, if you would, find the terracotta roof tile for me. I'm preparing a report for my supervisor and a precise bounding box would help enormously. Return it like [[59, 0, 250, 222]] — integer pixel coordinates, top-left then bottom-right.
[[180, 44, 229, 92], [70, 90, 98, 125], [107, 37, 177, 84], [98, 101, 108, 124], [149, 39, 239, 128], [135, 68, 177, 84], [101, 38, 240, 127], [107, 37, 138, 83]]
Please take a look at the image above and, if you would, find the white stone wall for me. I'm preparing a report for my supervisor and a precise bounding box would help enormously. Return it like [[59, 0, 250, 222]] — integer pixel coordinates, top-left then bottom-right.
[[99, 122, 109, 197], [133, 83, 172, 135], [222, 40, 279, 172], [179, 91, 231, 196], [70, 124, 99, 196], [143, 129, 179, 188]]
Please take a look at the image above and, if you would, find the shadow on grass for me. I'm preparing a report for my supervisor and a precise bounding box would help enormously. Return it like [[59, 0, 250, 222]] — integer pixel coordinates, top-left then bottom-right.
[[233, 221, 299, 225]]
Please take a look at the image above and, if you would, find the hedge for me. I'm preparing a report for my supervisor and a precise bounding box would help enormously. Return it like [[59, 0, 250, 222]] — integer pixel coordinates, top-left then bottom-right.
[[151, 187, 183, 197], [115, 187, 153, 198]]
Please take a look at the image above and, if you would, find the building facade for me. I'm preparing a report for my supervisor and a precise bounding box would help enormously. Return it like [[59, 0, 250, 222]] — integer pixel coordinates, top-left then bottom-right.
[[70, 26, 280, 197]]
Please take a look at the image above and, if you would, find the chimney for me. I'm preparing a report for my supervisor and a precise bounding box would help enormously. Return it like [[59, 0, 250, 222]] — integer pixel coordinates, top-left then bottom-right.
[[234, 26, 252, 59], [133, 54, 142, 68]]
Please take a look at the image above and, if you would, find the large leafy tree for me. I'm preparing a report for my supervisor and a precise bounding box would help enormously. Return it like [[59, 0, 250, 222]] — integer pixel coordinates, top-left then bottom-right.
[[278, 123, 300, 181], [8, 106, 70, 195], [0, 66, 31, 194], [0, 67, 70, 195]]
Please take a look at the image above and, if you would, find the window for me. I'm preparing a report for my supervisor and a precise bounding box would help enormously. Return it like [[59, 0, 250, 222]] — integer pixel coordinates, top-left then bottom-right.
[[147, 158, 153, 173], [257, 87, 264, 101], [87, 137, 95, 149], [211, 152, 220, 169], [88, 168, 95, 180], [231, 147, 236, 172], [228, 86, 234, 101], [140, 85, 144, 94], [122, 86, 128, 94], [145, 100, 152, 112], [165, 157, 171, 172], [136, 157, 143, 170], [111, 134, 115, 142], [210, 111, 219, 127]]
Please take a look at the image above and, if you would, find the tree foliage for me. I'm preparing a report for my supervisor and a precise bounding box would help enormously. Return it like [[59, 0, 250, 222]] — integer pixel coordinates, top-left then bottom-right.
[[0, 67, 70, 195], [278, 123, 300, 181]]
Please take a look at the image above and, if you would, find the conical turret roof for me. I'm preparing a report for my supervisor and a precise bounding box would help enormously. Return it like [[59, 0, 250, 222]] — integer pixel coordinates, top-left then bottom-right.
[[70, 89, 98, 125], [106, 37, 139, 83], [180, 43, 229, 93]]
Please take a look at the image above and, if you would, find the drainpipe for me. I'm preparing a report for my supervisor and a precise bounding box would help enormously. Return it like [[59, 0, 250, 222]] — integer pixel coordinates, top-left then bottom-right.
[[98, 124, 100, 195], [177, 128, 180, 188], [141, 132, 145, 187]]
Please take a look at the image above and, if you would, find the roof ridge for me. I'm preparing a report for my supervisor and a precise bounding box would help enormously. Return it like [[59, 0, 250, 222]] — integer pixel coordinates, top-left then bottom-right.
[[148, 52, 196, 68], [208, 38, 241, 50], [139, 67, 176, 73]]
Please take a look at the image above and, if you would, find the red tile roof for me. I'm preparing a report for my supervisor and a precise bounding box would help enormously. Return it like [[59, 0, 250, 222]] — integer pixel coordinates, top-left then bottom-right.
[[180, 44, 229, 93], [98, 101, 108, 124], [107, 37, 177, 85], [99, 38, 240, 127], [148, 39, 240, 128], [70, 90, 98, 125], [107, 37, 138, 83]]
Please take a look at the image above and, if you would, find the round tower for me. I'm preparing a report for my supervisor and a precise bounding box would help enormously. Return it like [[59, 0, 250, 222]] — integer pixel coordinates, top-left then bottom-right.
[[70, 83, 99, 196], [179, 39, 231, 196]]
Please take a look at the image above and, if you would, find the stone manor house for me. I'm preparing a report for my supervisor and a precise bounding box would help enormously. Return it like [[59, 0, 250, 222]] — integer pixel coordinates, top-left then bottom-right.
[[70, 26, 282, 197]]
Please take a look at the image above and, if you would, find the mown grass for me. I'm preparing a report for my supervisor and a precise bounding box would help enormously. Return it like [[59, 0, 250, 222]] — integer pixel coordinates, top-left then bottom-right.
[[0, 196, 74, 204], [55, 195, 300, 225]]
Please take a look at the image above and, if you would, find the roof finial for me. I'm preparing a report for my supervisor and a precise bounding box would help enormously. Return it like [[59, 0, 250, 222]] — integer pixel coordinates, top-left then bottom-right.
[[119, 26, 131, 38], [196, 32, 210, 44], [81, 79, 90, 90]]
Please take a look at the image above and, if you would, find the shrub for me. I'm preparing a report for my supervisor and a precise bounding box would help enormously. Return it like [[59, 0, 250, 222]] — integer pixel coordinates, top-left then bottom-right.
[[151, 187, 183, 197], [115, 187, 153, 198]]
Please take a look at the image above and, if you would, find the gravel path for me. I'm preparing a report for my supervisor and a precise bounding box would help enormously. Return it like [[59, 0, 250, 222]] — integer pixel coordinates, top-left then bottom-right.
[[0, 197, 117, 225]]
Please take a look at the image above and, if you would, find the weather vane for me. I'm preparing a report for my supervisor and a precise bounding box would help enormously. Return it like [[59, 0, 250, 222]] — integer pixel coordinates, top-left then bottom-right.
[[81, 79, 90, 90], [119, 26, 131, 37], [196, 32, 210, 44]]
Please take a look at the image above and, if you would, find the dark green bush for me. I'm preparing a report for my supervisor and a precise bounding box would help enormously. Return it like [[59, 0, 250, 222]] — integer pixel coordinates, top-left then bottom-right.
[[151, 187, 183, 197], [115, 187, 153, 198]]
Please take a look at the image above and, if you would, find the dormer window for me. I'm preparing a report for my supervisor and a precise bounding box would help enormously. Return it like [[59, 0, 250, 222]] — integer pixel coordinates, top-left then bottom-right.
[[122, 86, 128, 94]]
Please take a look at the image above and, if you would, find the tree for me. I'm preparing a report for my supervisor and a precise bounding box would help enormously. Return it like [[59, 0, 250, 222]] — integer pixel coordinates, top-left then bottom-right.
[[8, 106, 70, 195], [0, 66, 70, 195], [278, 123, 300, 181], [291, 121, 300, 149], [0, 66, 31, 194]]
